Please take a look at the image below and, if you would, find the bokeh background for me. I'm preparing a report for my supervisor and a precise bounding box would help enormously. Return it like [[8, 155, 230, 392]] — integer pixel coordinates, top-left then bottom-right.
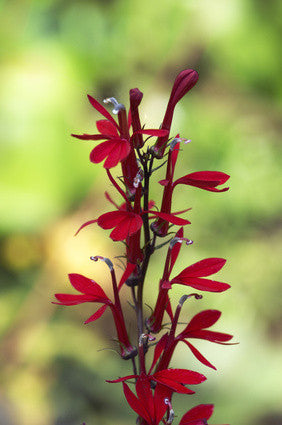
[[1, 0, 281, 424]]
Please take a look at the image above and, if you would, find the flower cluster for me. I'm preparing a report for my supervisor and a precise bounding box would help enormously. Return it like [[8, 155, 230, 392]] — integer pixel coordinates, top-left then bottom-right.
[[53, 69, 233, 424]]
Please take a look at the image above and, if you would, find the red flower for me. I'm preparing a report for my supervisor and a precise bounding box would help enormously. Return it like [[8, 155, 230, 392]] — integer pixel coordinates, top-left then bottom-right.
[[108, 368, 206, 395], [72, 95, 131, 169], [179, 404, 229, 425], [168, 258, 230, 292], [53, 267, 136, 359], [176, 310, 234, 370], [173, 171, 230, 192], [72, 94, 168, 170], [75, 207, 191, 242], [153, 69, 199, 157]]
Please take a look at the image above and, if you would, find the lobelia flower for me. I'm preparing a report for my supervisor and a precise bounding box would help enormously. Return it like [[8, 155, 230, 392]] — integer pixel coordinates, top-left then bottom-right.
[[179, 403, 229, 425], [152, 308, 233, 372], [74, 201, 191, 242], [107, 368, 206, 395], [147, 240, 230, 334], [72, 94, 167, 180], [53, 259, 137, 359], [153, 69, 199, 158]]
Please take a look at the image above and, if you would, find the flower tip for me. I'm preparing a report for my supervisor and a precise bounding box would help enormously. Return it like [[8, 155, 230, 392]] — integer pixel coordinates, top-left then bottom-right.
[[90, 255, 114, 271], [129, 88, 143, 106]]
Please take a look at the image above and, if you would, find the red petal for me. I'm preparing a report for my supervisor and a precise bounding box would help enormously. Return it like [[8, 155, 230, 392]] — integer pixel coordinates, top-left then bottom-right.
[[134, 129, 169, 137], [149, 211, 191, 225], [182, 340, 216, 370], [176, 258, 226, 278], [90, 139, 130, 168], [84, 305, 108, 324], [154, 384, 172, 424], [168, 227, 184, 276], [171, 276, 230, 292], [153, 368, 206, 385], [185, 310, 222, 332], [75, 219, 98, 236], [68, 273, 108, 300], [98, 211, 126, 229], [96, 119, 119, 137], [109, 214, 143, 241], [188, 329, 233, 343], [106, 375, 137, 383], [53, 293, 95, 305], [71, 133, 108, 140], [149, 333, 169, 374], [87, 95, 119, 129], [179, 404, 214, 423], [118, 262, 137, 290], [165, 294, 173, 320], [122, 383, 151, 423], [152, 377, 195, 394], [90, 141, 112, 163], [174, 171, 230, 192], [136, 377, 154, 420]]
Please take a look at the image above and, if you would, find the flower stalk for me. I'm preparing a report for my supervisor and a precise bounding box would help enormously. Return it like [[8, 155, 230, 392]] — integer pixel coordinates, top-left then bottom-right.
[[54, 69, 233, 425]]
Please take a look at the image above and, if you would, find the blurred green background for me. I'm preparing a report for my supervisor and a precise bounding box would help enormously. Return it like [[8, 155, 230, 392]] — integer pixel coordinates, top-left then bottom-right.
[[0, 0, 281, 424]]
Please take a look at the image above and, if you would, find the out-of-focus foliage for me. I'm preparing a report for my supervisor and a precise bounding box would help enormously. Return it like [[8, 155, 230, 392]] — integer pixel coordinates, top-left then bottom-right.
[[0, 0, 281, 424]]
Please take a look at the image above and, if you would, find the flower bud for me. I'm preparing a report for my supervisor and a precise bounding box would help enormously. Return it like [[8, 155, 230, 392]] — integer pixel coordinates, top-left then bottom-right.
[[153, 69, 198, 158]]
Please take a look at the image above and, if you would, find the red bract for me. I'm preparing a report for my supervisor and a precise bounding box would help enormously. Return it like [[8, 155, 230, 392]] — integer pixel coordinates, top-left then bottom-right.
[[153, 69, 199, 157]]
